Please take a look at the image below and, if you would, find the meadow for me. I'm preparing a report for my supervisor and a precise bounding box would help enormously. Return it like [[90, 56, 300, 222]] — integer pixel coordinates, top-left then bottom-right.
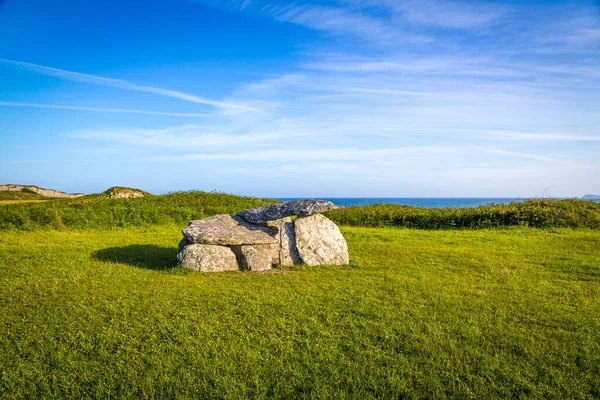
[[0, 192, 599, 398]]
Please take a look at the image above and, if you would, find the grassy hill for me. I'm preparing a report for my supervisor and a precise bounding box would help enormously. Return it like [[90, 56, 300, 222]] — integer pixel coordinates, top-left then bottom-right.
[[102, 186, 151, 198], [0, 189, 48, 201]]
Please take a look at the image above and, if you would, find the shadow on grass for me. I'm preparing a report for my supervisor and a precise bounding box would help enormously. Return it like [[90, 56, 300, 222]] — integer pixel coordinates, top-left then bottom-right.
[[94, 245, 179, 271]]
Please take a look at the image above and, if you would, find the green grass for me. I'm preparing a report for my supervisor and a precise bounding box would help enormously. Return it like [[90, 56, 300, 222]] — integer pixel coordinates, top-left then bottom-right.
[[0, 190, 47, 201], [0, 191, 276, 230], [324, 199, 600, 229], [1, 226, 598, 398]]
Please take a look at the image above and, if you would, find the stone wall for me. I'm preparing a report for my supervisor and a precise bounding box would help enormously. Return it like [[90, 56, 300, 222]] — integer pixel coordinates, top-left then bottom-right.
[[0, 184, 85, 198]]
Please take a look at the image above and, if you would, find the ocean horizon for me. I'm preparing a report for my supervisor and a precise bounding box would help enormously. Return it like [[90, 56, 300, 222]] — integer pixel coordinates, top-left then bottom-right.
[[278, 197, 533, 208]]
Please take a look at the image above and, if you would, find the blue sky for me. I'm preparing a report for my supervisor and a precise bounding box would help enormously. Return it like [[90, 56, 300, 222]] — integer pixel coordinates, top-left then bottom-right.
[[0, 0, 599, 197]]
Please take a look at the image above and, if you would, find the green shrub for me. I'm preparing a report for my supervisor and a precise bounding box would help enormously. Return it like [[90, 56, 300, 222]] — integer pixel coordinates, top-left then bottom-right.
[[20, 187, 38, 195], [0, 190, 46, 201], [0, 191, 276, 230], [324, 199, 600, 229], [2, 195, 598, 231]]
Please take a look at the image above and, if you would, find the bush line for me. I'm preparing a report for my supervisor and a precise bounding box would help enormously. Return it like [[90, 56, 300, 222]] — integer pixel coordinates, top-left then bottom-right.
[[0, 191, 275, 230], [1, 194, 598, 230], [323, 199, 600, 229]]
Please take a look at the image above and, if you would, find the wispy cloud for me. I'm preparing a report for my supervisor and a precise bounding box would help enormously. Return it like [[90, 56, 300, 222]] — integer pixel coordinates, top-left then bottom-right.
[[0, 58, 257, 111], [391, 0, 508, 29], [73, 123, 317, 148], [262, 3, 407, 42], [4, 0, 598, 196], [484, 149, 561, 163], [0, 101, 207, 117], [487, 131, 600, 142], [197, 0, 430, 43], [143, 144, 563, 167]]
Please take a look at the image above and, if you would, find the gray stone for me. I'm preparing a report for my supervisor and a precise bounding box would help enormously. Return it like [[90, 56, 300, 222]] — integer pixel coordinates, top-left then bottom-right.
[[265, 217, 301, 266], [231, 244, 278, 272], [237, 200, 339, 224], [177, 244, 239, 272], [294, 214, 349, 266], [178, 237, 191, 251], [183, 214, 278, 246]]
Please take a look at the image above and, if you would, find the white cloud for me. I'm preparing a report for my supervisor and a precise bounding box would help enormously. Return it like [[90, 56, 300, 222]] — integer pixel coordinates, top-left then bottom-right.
[[262, 3, 404, 42], [393, 0, 509, 29], [0, 58, 256, 111], [340, 0, 508, 29], [73, 123, 317, 148], [0, 101, 207, 117]]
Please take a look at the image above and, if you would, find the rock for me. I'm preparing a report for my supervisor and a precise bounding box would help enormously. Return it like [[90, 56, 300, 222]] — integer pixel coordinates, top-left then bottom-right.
[[265, 217, 301, 266], [176, 201, 348, 272], [183, 214, 278, 246], [237, 199, 338, 224], [178, 237, 191, 251], [294, 214, 349, 266], [103, 186, 149, 199], [177, 244, 239, 272], [231, 244, 278, 271]]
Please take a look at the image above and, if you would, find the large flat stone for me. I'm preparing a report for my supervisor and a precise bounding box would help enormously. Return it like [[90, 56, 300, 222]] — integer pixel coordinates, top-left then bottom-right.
[[183, 214, 278, 246], [177, 244, 239, 272], [231, 244, 278, 272], [294, 214, 349, 266], [237, 200, 338, 224]]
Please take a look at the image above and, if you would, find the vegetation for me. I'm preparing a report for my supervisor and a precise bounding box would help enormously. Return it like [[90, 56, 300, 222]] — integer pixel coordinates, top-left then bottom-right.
[[0, 189, 47, 202], [2, 194, 600, 231], [102, 186, 151, 198], [325, 199, 600, 229], [0, 226, 598, 398], [0, 191, 276, 230]]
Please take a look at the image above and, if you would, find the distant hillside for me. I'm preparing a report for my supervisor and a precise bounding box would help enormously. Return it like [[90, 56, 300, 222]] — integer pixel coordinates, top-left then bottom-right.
[[581, 194, 600, 201], [0, 190, 46, 201], [102, 186, 151, 199], [0, 184, 84, 199]]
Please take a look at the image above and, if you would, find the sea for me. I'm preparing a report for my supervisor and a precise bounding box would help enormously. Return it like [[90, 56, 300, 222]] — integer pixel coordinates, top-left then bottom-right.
[[278, 198, 529, 208]]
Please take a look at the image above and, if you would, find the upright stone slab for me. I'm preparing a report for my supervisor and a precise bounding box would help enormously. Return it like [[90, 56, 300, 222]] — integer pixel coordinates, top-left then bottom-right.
[[183, 214, 278, 246], [177, 244, 239, 272], [294, 214, 349, 266], [231, 244, 278, 272], [274, 218, 301, 266]]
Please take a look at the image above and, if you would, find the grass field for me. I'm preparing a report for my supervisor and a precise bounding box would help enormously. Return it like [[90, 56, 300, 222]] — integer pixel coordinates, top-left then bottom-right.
[[0, 191, 48, 202], [0, 200, 47, 206], [1, 225, 598, 398]]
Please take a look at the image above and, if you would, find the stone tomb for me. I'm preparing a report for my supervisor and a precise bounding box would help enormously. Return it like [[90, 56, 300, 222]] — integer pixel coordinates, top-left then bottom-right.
[[177, 200, 349, 272]]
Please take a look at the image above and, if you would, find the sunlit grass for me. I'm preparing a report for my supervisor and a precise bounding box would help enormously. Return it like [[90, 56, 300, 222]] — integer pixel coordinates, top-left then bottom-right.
[[0, 200, 47, 205], [1, 226, 598, 398]]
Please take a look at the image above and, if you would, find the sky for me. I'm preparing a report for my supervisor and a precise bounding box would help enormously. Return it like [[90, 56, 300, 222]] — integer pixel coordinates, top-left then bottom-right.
[[0, 0, 599, 197]]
